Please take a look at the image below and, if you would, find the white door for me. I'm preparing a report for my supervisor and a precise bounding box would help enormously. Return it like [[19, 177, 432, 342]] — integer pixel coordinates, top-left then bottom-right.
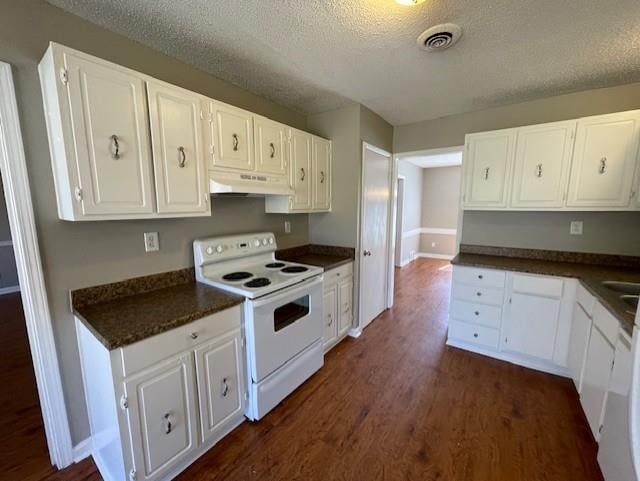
[[194, 330, 244, 444], [290, 129, 312, 210], [312, 137, 331, 211], [511, 121, 576, 208], [211, 102, 254, 172], [323, 285, 338, 349], [503, 293, 561, 361], [464, 129, 516, 208], [338, 277, 354, 336], [253, 116, 287, 176], [567, 303, 593, 392], [567, 111, 640, 207], [64, 51, 154, 215], [360, 143, 392, 329], [147, 82, 209, 215], [124, 354, 198, 481]]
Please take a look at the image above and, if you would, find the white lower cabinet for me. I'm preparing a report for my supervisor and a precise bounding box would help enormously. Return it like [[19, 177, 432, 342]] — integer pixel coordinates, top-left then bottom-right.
[[322, 262, 354, 351], [567, 300, 593, 392], [76, 305, 246, 481]]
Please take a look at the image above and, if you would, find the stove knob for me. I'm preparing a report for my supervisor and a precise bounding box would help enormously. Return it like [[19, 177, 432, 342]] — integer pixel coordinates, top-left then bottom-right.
[[254, 239, 261, 247], [216, 245, 224, 254], [262, 238, 268, 246], [205, 246, 214, 255], [269, 238, 274, 245]]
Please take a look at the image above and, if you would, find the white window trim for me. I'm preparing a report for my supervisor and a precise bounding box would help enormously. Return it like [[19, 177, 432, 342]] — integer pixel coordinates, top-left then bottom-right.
[[0, 62, 73, 467]]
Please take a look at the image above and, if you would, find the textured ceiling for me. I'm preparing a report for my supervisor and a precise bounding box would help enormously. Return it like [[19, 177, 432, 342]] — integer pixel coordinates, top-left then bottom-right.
[[46, 0, 640, 125]]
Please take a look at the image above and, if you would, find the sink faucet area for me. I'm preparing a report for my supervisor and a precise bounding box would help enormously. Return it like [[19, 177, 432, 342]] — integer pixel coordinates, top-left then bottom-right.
[[602, 281, 640, 314]]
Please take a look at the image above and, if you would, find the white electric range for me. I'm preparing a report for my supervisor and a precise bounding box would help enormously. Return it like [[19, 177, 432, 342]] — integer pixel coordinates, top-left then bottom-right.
[[193, 232, 324, 420]]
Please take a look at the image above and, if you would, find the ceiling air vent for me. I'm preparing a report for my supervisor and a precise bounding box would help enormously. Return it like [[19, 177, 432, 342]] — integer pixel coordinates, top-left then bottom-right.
[[417, 23, 462, 52]]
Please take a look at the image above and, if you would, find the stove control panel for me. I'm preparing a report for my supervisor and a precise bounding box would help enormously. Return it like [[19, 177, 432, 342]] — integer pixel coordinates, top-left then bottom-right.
[[194, 232, 277, 265]]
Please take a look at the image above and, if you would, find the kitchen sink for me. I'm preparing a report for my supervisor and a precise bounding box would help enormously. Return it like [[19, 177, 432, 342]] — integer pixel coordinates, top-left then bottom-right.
[[621, 295, 639, 311], [601, 281, 640, 295]]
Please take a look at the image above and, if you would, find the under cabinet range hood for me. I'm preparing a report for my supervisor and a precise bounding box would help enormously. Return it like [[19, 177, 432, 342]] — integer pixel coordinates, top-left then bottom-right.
[[209, 171, 294, 195]]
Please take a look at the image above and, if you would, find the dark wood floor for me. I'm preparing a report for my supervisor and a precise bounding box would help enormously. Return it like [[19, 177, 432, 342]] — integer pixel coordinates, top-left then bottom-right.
[[16, 259, 603, 480]]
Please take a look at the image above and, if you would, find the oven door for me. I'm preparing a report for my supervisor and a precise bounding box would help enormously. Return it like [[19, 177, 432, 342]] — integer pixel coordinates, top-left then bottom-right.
[[246, 275, 323, 383]]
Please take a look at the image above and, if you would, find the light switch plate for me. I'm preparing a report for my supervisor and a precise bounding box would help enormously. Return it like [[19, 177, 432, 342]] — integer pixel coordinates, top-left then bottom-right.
[[570, 221, 583, 236], [144, 232, 160, 252]]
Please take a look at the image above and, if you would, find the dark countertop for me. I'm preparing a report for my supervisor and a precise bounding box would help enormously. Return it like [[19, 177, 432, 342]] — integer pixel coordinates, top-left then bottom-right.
[[452, 252, 640, 336], [277, 244, 355, 271], [72, 270, 244, 350]]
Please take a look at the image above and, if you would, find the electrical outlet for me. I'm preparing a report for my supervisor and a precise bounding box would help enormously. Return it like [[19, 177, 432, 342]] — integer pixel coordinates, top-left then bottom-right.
[[144, 232, 160, 252], [284, 221, 291, 234], [570, 221, 583, 236], [431, 242, 436, 248]]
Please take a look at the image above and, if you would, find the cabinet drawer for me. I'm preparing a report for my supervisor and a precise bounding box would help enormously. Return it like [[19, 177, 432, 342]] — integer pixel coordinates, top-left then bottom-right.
[[448, 320, 500, 349], [453, 266, 506, 288], [593, 303, 620, 346], [450, 299, 502, 328], [452, 283, 505, 306], [576, 283, 595, 317], [324, 262, 353, 286], [119, 305, 242, 377], [512, 273, 563, 298]]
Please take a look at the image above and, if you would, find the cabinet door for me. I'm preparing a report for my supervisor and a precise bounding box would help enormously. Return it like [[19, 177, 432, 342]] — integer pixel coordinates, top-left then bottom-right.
[[464, 129, 516, 208], [64, 51, 154, 215], [194, 330, 245, 444], [567, 303, 593, 392], [290, 129, 312, 210], [511, 121, 576, 208], [502, 293, 561, 361], [212, 102, 254, 172], [323, 285, 338, 349], [147, 82, 209, 215], [581, 326, 615, 441], [567, 111, 640, 207], [124, 354, 197, 481], [338, 276, 354, 336], [253, 116, 287, 176], [312, 137, 331, 211]]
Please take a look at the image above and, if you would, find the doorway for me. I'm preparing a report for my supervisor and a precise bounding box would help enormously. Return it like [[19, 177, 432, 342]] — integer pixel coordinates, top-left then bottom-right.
[[394, 176, 405, 268], [358, 142, 393, 331]]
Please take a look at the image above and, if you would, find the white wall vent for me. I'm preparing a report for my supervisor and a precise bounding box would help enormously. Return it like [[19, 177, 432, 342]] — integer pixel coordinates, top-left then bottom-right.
[[417, 24, 463, 52]]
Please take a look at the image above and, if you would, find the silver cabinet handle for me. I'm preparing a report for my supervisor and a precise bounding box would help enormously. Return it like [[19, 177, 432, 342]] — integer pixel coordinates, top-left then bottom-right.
[[363, 250, 372, 257], [190, 332, 198, 340], [536, 163, 543, 178], [232, 133, 239, 151], [476, 291, 482, 297], [483, 167, 490, 180], [599, 157, 607, 174], [327, 314, 333, 326], [222, 377, 229, 397], [163, 413, 172, 434], [269, 142, 275, 158], [178, 146, 186, 168], [320, 171, 325, 184], [110, 134, 120, 160], [473, 333, 479, 338], [300, 167, 305, 181], [474, 311, 480, 316]]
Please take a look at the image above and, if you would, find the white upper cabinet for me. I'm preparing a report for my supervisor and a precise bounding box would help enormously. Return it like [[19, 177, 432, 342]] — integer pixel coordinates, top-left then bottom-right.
[[464, 129, 516, 209], [39, 44, 155, 220], [147, 82, 210, 216], [253, 116, 287, 177], [567, 111, 640, 208], [511, 121, 576, 208], [211, 102, 254, 172], [312, 136, 331, 211], [290, 129, 313, 210]]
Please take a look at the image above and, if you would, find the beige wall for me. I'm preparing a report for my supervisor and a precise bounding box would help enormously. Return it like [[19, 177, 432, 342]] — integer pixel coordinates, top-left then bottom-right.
[[397, 160, 422, 264], [420, 166, 461, 257], [0, 0, 309, 443], [360, 105, 393, 154], [394, 82, 640, 255]]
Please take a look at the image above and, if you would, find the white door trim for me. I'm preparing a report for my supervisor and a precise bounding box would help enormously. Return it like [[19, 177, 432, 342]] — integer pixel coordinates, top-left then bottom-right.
[[356, 142, 394, 333], [0, 62, 74, 468]]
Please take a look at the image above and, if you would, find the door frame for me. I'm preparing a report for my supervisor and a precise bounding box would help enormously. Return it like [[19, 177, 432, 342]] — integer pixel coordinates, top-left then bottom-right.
[[0, 62, 74, 467], [393, 175, 406, 268], [355, 142, 394, 334]]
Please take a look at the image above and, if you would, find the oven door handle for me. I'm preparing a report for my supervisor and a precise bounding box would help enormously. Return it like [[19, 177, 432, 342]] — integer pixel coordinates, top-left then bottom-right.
[[250, 275, 322, 308]]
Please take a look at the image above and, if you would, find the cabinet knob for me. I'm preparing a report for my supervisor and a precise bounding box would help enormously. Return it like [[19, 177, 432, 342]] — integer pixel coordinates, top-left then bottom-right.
[[232, 133, 239, 151], [163, 413, 172, 434], [474, 311, 479, 316], [599, 157, 607, 174], [476, 292, 482, 297], [178, 146, 186, 168], [483, 167, 490, 180], [536, 163, 543, 178], [300, 167, 306, 181], [320, 171, 325, 184], [110, 134, 121, 160], [473, 333, 479, 338], [190, 332, 198, 340], [222, 377, 229, 397], [328, 314, 333, 326], [478, 274, 483, 279], [269, 142, 275, 158]]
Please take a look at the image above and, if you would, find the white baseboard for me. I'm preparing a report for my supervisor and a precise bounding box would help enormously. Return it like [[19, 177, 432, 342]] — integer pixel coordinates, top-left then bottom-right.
[[72, 437, 92, 463], [0, 285, 20, 295], [348, 327, 362, 338], [417, 252, 454, 261], [398, 257, 413, 267]]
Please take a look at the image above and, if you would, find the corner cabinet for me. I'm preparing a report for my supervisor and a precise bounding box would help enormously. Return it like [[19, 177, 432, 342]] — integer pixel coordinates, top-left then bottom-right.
[[75, 305, 245, 481], [265, 131, 332, 213], [322, 262, 354, 351]]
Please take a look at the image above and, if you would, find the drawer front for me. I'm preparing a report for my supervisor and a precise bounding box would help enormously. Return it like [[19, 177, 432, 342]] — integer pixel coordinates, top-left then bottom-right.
[[324, 261, 353, 286], [450, 299, 502, 328], [452, 283, 505, 306], [593, 303, 620, 346], [448, 320, 500, 349], [576, 282, 595, 317], [453, 266, 506, 288], [512, 273, 564, 298], [120, 305, 242, 377]]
